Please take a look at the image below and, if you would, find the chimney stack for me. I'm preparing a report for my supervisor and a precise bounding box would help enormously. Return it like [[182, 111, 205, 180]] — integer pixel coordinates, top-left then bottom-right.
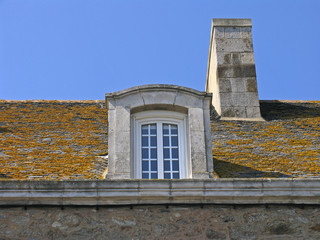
[[206, 19, 263, 121]]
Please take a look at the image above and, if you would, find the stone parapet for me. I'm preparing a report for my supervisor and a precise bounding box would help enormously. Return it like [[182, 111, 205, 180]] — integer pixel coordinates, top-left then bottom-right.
[[1, 179, 320, 206]]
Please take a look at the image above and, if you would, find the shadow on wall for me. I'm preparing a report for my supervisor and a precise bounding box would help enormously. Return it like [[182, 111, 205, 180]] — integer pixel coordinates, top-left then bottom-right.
[[213, 157, 291, 178], [260, 101, 320, 121]]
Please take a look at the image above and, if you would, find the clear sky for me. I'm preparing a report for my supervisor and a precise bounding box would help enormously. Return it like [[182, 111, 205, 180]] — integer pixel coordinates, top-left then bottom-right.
[[0, 0, 319, 100]]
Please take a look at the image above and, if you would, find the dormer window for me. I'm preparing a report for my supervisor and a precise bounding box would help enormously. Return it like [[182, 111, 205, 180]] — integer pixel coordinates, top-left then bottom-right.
[[105, 85, 213, 179], [132, 111, 188, 179]]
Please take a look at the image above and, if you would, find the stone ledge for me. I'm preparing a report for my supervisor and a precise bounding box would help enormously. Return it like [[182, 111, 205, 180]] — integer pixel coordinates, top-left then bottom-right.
[[1, 179, 320, 206], [212, 18, 252, 27]]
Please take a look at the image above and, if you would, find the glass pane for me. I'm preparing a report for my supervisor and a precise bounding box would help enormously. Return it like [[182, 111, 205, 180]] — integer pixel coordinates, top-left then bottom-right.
[[142, 148, 148, 159], [151, 148, 157, 159], [164, 160, 170, 171], [173, 173, 179, 179], [171, 125, 178, 135], [163, 124, 169, 135], [163, 148, 170, 159], [142, 126, 148, 135], [172, 148, 178, 158], [142, 161, 149, 171], [171, 136, 178, 146], [150, 124, 156, 134], [164, 173, 170, 179], [150, 136, 157, 147], [151, 161, 157, 171], [172, 161, 179, 171], [142, 136, 148, 146], [142, 173, 149, 179], [151, 173, 157, 179], [163, 136, 169, 146]]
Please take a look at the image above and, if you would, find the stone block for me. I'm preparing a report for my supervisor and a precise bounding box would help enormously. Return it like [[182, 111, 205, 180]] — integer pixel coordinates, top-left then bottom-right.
[[246, 78, 258, 92], [225, 27, 240, 39], [240, 27, 252, 38], [231, 53, 241, 64], [188, 108, 204, 131], [174, 92, 203, 108], [115, 131, 130, 153], [191, 152, 207, 173], [140, 91, 177, 106], [217, 52, 230, 64], [240, 52, 255, 64], [215, 38, 253, 52], [218, 78, 232, 92], [218, 65, 256, 78], [214, 27, 224, 38], [230, 78, 246, 92], [189, 130, 206, 154], [246, 106, 261, 118], [116, 93, 144, 109], [114, 152, 131, 174], [220, 92, 259, 107], [221, 106, 246, 118], [115, 106, 130, 131], [107, 99, 116, 110]]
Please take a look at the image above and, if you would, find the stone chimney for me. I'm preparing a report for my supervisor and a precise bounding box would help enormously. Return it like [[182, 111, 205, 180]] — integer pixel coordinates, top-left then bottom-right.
[[206, 19, 263, 121]]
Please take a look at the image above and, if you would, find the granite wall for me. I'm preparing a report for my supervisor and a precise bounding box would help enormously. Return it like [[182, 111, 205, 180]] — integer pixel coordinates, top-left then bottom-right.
[[1, 205, 320, 240]]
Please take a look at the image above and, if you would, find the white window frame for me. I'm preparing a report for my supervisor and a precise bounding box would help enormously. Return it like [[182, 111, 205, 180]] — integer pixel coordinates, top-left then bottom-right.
[[132, 110, 190, 179]]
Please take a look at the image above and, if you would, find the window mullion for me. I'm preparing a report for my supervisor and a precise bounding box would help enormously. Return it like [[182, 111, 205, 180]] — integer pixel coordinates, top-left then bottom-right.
[[157, 122, 164, 179]]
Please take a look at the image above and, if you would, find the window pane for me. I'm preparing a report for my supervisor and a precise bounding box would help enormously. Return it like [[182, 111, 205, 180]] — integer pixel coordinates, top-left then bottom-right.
[[163, 124, 169, 135], [142, 148, 148, 159], [142, 126, 148, 135], [142, 161, 149, 171], [164, 173, 170, 179], [142, 136, 148, 146], [172, 161, 179, 171], [163, 148, 170, 159], [151, 148, 157, 159], [171, 125, 178, 135], [163, 136, 169, 146], [172, 148, 178, 158], [141, 124, 158, 180], [173, 173, 179, 179], [171, 136, 178, 147], [151, 160, 157, 171], [150, 125, 156, 134], [142, 173, 149, 179], [150, 136, 157, 147], [164, 160, 170, 171]]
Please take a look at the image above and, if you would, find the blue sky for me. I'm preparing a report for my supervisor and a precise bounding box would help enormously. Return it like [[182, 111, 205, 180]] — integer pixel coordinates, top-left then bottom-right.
[[0, 0, 319, 100]]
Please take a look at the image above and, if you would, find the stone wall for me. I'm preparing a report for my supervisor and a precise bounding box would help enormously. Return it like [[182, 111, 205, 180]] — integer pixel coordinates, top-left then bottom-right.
[[1, 205, 320, 239]]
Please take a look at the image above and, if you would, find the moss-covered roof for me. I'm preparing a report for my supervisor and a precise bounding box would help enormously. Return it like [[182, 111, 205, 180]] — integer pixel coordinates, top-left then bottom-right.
[[212, 100, 320, 178], [0, 100, 108, 180], [0, 100, 319, 180]]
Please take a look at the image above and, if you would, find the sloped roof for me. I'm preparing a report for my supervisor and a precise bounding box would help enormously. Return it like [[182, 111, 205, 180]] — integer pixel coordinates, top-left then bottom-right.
[[212, 100, 320, 178], [0, 100, 319, 180], [0, 100, 108, 180]]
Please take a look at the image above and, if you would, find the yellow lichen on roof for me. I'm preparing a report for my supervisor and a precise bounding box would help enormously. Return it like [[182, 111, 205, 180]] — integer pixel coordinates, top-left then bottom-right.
[[212, 101, 320, 178], [0, 101, 108, 180]]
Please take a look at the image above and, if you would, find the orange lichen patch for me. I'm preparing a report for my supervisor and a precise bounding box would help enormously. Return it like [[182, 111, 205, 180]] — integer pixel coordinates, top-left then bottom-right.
[[0, 100, 108, 180], [212, 101, 320, 178]]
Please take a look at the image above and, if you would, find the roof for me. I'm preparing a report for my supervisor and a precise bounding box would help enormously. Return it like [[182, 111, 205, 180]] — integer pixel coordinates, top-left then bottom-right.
[[0, 100, 319, 180], [0, 100, 108, 180]]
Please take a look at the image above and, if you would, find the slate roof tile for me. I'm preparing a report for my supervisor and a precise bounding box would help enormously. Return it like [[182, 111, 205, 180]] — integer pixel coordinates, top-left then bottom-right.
[[0, 100, 319, 180]]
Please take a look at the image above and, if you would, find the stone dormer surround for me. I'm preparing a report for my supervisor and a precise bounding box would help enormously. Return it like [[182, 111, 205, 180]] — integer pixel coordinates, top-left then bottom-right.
[[105, 84, 213, 179]]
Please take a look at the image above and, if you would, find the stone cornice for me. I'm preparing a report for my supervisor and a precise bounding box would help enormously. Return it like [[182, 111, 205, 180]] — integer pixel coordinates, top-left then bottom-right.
[[1, 179, 320, 206], [105, 84, 212, 99]]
